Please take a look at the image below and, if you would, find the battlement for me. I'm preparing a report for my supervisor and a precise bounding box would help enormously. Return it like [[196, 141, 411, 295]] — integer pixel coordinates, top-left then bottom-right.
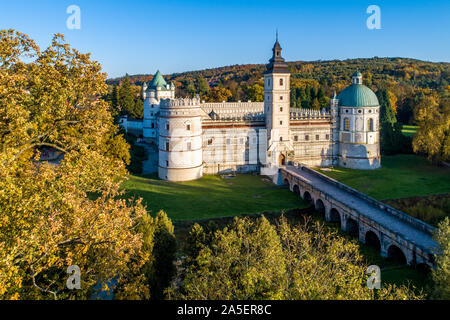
[[290, 108, 331, 120], [161, 97, 201, 108]]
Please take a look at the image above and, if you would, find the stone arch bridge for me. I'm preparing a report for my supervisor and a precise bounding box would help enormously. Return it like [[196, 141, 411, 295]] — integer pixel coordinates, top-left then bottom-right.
[[281, 165, 438, 268]]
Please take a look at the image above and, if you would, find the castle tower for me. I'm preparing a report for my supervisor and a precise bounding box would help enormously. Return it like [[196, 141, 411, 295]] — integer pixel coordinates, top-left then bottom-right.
[[143, 71, 176, 139], [158, 97, 203, 181], [264, 35, 292, 166], [336, 72, 381, 169]]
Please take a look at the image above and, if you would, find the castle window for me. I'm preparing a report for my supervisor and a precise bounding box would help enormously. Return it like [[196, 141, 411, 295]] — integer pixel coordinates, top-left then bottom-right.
[[316, 135, 319, 141], [280, 137, 283, 141], [280, 107, 283, 112], [294, 136, 298, 141], [208, 138, 213, 145], [358, 110, 362, 114], [368, 118, 374, 131], [166, 123, 170, 131], [165, 142, 169, 151], [186, 124, 191, 131], [280, 121, 283, 125], [305, 135, 309, 141], [151, 123, 155, 129], [326, 134, 330, 140], [344, 118, 350, 131], [166, 161, 169, 167], [280, 96, 283, 100], [280, 78, 284, 86]]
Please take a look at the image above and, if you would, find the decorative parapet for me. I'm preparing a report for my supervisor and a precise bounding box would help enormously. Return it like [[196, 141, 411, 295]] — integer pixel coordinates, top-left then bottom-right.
[[161, 97, 201, 108], [290, 108, 331, 120], [201, 101, 265, 121]]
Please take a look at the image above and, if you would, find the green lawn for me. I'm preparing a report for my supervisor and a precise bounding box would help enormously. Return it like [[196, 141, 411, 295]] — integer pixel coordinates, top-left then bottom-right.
[[122, 174, 309, 221], [401, 125, 419, 138], [315, 154, 450, 200]]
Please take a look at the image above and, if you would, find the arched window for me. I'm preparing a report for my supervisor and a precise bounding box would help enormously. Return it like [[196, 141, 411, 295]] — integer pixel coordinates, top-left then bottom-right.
[[368, 118, 374, 131], [344, 118, 350, 131], [280, 78, 284, 86]]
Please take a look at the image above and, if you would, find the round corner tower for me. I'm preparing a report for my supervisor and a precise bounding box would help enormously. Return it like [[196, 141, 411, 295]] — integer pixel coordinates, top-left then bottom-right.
[[337, 72, 381, 170], [158, 97, 203, 181]]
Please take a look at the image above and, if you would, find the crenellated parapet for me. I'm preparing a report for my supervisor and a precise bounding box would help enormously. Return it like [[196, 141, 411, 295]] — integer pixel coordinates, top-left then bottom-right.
[[161, 97, 201, 108], [290, 108, 331, 120]]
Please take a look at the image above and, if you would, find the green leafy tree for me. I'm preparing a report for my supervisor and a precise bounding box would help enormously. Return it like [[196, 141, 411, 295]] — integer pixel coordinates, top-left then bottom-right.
[[173, 216, 421, 300], [246, 83, 264, 102], [413, 95, 450, 163], [118, 74, 136, 117], [431, 217, 450, 300], [0, 30, 149, 300], [196, 76, 210, 97], [148, 211, 177, 300]]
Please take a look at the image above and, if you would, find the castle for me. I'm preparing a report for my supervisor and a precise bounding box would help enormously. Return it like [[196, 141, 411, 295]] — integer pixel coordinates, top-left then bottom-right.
[[120, 38, 381, 181]]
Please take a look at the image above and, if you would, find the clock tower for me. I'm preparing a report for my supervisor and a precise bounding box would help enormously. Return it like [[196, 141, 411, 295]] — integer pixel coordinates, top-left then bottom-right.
[[264, 35, 292, 166]]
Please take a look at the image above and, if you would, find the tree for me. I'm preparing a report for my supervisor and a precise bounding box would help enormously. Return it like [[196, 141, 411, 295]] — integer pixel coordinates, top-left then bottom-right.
[[246, 83, 264, 102], [207, 86, 232, 102], [431, 217, 450, 300], [118, 74, 137, 118], [173, 216, 420, 300], [147, 211, 177, 300], [196, 76, 210, 97], [0, 30, 149, 300], [413, 95, 450, 163]]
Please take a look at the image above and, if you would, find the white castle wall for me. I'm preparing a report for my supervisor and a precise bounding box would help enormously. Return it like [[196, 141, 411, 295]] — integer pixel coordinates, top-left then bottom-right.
[[202, 124, 267, 174]]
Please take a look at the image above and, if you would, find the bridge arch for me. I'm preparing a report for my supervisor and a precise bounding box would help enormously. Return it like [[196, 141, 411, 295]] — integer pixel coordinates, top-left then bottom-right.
[[329, 208, 341, 224], [346, 217, 359, 237], [293, 184, 300, 195], [365, 230, 381, 251], [303, 191, 313, 203], [387, 245, 407, 264], [315, 199, 325, 213]]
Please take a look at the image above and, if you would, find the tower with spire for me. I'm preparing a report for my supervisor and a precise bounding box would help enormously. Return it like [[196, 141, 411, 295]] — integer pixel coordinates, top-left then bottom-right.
[[264, 33, 292, 167]]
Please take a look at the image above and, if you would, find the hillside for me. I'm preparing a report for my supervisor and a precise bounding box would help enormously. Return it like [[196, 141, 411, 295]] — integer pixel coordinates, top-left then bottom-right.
[[107, 57, 449, 124]]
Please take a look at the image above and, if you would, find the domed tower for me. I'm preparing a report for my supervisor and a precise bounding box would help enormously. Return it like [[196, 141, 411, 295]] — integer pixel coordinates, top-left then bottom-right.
[[337, 72, 381, 169], [143, 71, 176, 139], [158, 97, 203, 181]]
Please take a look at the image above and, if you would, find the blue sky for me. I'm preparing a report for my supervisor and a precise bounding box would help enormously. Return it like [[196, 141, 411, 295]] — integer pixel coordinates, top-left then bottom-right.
[[1, 0, 449, 78]]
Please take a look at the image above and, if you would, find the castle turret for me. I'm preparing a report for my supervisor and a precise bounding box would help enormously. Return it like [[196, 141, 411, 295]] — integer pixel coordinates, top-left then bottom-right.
[[143, 71, 176, 139], [158, 97, 203, 181], [336, 72, 381, 169]]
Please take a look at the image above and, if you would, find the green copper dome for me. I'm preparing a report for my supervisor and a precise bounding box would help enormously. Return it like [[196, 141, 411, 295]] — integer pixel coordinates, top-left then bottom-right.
[[149, 70, 168, 89], [337, 71, 378, 107], [338, 84, 379, 107]]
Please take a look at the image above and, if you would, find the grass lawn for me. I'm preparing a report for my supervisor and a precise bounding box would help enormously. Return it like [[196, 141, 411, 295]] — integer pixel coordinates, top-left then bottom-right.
[[401, 125, 419, 138], [315, 154, 450, 200], [122, 174, 309, 221]]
